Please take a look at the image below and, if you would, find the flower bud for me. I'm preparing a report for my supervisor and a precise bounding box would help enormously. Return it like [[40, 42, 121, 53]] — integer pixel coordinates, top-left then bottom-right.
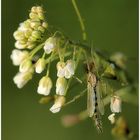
[[18, 21, 30, 31], [35, 58, 46, 73], [110, 96, 122, 113], [37, 76, 53, 95], [24, 29, 32, 38], [110, 52, 127, 69], [31, 6, 37, 13], [38, 12, 45, 20], [50, 96, 65, 113], [30, 21, 41, 29], [44, 37, 57, 54], [38, 26, 45, 33], [28, 36, 37, 42], [103, 63, 116, 78], [108, 113, 115, 124], [15, 41, 27, 49], [18, 38, 28, 44], [31, 30, 41, 39], [13, 31, 25, 40], [19, 59, 33, 73], [56, 77, 67, 95], [36, 6, 43, 13], [42, 22, 48, 28], [29, 12, 39, 20], [27, 42, 36, 49], [10, 49, 29, 66], [65, 60, 75, 79], [57, 61, 66, 78], [13, 71, 33, 88]]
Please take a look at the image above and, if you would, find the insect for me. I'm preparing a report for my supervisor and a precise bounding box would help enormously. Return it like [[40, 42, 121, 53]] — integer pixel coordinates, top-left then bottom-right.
[[86, 61, 104, 133]]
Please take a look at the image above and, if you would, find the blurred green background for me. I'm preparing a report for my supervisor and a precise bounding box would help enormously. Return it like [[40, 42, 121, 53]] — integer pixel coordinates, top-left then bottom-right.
[[2, 0, 138, 140]]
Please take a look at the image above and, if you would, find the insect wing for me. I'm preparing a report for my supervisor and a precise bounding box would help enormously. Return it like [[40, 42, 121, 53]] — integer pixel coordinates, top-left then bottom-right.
[[87, 83, 95, 117], [96, 81, 105, 115]]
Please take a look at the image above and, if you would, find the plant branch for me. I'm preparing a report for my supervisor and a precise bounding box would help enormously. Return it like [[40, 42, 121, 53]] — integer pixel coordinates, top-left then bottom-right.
[[71, 0, 87, 41], [64, 89, 87, 107]]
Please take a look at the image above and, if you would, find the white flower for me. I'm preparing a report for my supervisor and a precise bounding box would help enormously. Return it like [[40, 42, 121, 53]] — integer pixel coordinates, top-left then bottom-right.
[[19, 59, 33, 73], [13, 30, 25, 40], [13, 71, 33, 88], [64, 60, 75, 79], [10, 49, 29, 66], [57, 61, 66, 77], [44, 37, 57, 54], [108, 113, 115, 124], [110, 96, 122, 113], [35, 58, 46, 73], [50, 96, 65, 113], [37, 76, 53, 95], [15, 41, 27, 49], [56, 77, 67, 95], [18, 22, 29, 32]]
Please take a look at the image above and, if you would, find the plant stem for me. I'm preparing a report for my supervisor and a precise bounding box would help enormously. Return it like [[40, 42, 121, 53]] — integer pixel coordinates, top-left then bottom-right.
[[63, 86, 138, 111], [71, 0, 87, 41], [29, 42, 45, 58], [64, 89, 87, 107]]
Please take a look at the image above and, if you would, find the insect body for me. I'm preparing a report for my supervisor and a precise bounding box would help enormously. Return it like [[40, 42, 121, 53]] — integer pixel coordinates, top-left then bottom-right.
[[87, 71, 104, 133]]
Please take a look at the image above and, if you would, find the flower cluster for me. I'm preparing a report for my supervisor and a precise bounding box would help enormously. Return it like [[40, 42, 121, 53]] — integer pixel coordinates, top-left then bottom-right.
[[13, 6, 48, 50], [11, 6, 76, 114], [11, 6, 130, 133]]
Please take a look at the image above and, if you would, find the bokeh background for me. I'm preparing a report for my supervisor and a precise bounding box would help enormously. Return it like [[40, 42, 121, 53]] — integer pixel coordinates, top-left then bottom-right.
[[2, 0, 138, 140]]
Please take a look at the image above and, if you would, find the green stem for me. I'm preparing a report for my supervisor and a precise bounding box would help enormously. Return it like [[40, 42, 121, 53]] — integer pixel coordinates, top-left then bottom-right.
[[71, 0, 87, 41], [42, 52, 46, 58], [64, 48, 82, 95], [29, 42, 45, 58], [64, 89, 87, 106], [63, 86, 138, 113], [46, 52, 54, 76], [45, 52, 72, 64]]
